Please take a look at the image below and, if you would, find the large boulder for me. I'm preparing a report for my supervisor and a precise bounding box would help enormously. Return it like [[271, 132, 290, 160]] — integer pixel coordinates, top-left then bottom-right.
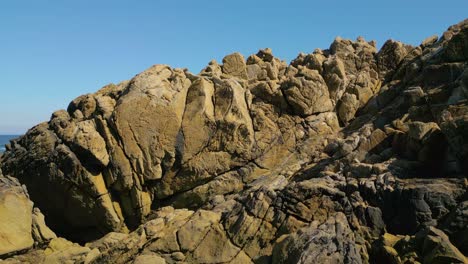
[[0, 175, 34, 256], [222, 53, 248, 79], [281, 68, 333, 116], [0, 169, 56, 257]]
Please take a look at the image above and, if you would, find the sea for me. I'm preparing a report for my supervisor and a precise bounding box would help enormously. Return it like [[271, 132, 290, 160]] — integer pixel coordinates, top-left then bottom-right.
[[0, 135, 21, 154]]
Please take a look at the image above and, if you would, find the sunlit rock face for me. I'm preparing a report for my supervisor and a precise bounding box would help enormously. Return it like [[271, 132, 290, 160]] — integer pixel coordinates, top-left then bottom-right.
[[1, 19, 467, 264]]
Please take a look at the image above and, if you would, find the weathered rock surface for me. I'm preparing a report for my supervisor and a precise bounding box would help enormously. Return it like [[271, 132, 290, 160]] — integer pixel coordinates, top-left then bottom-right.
[[1, 19, 468, 263], [0, 173, 34, 256], [0, 169, 56, 258], [371, 227, 467, 264]]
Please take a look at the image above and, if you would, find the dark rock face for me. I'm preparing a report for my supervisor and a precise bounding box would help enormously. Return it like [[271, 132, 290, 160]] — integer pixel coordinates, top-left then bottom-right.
[[1, 19, 467, 263]]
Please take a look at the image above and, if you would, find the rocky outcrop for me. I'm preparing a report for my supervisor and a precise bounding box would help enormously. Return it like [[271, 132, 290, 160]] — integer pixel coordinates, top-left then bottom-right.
[[1, 19, 467, 263], [0, 169, 56, 257]]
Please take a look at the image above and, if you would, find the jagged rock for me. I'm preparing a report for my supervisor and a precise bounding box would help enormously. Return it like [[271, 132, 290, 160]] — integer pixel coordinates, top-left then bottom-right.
[[376, 40, 411, 80], [323, 56, 348, 103], [200, 60, 223, 78], [272, 213, 362, 264], [421, 35, 438, 47], [1, 19, 468, 264], [372, 227, 467, 264], [256, 48, 274, 62], [338, 93, 359, 123], [407, 121, 439, 140], [440, 200, 468, 255], [442, 22, 468, 62], [349, 162, 374, 178], [372, 178, 466, 235], [282, 69, 333, 116], [415, 227, 467, 264]]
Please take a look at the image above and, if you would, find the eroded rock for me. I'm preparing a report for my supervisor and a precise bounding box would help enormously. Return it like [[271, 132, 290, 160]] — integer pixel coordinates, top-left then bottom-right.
[[1, 19, 467, 264]]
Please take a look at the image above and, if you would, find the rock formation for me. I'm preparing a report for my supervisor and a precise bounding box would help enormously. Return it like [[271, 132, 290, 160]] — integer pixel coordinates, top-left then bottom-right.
[[0, 19, 467, 263]]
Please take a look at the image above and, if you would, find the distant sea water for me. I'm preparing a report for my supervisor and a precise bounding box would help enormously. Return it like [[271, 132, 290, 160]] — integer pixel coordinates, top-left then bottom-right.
[[0, 135, 21, 154]]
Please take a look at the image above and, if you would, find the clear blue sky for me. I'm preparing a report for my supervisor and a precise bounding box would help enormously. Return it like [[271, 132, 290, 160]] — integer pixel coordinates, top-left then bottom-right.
[[0, 1, 467, 134]]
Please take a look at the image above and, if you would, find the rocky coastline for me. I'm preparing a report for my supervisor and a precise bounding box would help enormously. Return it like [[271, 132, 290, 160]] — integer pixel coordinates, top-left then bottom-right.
[[0, 19, 467, 264]]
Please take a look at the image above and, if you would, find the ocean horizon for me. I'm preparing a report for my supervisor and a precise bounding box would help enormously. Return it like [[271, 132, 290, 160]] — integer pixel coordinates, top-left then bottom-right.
[[0, 135, 21, 153]]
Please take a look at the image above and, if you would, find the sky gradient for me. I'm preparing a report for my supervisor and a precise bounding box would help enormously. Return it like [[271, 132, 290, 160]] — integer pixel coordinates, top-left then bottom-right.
[[1, 1, 467, 134]]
